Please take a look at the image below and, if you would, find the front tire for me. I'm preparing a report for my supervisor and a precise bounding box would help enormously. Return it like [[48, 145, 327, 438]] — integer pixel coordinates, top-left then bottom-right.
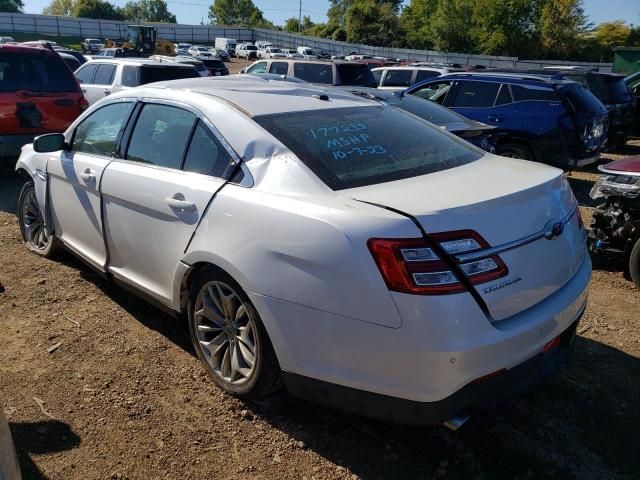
[[18, 181, 58, 257], [629, 238, 640, 289], [496, 142, 534, 161], [188, 267, 281, 399]]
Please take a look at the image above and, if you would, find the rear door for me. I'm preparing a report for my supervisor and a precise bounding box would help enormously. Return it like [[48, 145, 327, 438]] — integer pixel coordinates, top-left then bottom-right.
[[81, 62, 116, 105], [101, 101, 235, 304], [446, 80, 515, 126], [0, 49, 82, 135], [48, 100, 134, 268]]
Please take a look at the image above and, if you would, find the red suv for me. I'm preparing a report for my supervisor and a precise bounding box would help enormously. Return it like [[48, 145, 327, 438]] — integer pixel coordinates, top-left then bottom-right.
[[0, 45, 88, 167]]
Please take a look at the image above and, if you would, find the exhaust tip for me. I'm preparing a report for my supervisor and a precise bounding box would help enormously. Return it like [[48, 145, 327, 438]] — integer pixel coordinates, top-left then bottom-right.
[[443, 412, 470, 431]]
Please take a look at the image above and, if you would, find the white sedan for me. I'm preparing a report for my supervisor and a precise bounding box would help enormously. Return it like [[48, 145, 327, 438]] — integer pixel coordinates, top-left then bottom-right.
[[15, 77, 590, 425]]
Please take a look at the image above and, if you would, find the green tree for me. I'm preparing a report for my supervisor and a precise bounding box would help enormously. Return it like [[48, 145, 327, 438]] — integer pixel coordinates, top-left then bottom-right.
[[283, 15, 314, 33], [74, 0, 124, 19], [538, 0, 589, 59], [400, 0, 437, 49], [208, 0, 267, 27], [122, 0, 176, 22], [430, 0, 476, 53], [344, 0, 400, 46], [595, 20, 631, 51], [42, 0, 76, 15], [0, 0, 23, 13], [628, 25, 640, 46], [473, 0, 538, 56]]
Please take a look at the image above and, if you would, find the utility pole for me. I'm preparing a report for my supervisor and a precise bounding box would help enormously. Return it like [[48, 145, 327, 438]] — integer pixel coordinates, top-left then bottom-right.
[[298, 0, 302, 33]]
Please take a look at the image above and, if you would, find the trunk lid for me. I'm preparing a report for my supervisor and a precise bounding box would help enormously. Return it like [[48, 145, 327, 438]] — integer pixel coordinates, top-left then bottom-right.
[[348, 155, 587, 321]]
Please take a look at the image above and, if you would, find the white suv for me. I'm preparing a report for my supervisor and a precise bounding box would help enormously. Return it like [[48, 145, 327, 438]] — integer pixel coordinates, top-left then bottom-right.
[[16, 77, 590, 426]]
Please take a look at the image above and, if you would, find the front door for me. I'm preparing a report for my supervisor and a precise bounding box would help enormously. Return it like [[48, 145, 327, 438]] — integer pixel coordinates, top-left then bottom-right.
[[47, 101, 134, 268], [101, 102, 234, 304]]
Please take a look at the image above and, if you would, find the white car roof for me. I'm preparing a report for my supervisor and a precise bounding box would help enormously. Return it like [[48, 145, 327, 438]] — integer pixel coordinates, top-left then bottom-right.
[[85, 58, 192, 67], [125, 75, 377, 116], [371, 66, 449, 73]]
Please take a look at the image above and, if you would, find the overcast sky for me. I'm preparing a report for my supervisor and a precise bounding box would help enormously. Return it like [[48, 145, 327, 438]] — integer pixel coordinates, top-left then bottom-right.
[[21, 0, 640, 29]]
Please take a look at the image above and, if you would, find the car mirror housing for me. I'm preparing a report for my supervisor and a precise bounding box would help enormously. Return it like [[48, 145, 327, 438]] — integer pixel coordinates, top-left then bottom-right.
[[33, 133, 66, 153]]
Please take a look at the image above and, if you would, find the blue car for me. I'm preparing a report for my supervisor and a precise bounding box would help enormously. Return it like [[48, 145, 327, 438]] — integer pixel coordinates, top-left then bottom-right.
[[404, 73, 609, 169]]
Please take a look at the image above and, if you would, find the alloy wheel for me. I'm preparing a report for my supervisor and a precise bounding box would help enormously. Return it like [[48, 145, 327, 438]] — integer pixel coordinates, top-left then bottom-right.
[[21, 188, 50, 250], [194, 281, 257, 385]]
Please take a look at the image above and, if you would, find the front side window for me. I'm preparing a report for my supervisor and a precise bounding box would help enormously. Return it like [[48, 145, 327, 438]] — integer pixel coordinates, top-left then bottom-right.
[[121, 65, 138, 87], [126, 104, 196, 169], [382, 70, 413, 87], [255, 106, 481, 190], [71, 102, 133, 156], [449, 80, 500, 108], [247, 61, 268, 74], [93, 64, 116, 85], [293, 63, 332, 84], [182, 120, 233, 177], [269, 62, 288, 75]]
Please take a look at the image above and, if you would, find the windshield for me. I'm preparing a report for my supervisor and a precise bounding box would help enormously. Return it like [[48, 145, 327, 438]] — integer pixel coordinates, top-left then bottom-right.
[[0, 51, 78, 92], [269, 48, 282, 53], [385, 94, 474, 125], [255, 106, 481, 190], [337, 64, 377, 87], [246, 46, 257, 51], [89, 39, 101, 44], [561, 84, 606, 113], [584, 75, 633, 104]]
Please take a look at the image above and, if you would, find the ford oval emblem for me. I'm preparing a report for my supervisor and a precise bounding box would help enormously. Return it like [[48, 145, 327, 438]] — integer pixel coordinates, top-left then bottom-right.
[[544, 220, 564, 240]]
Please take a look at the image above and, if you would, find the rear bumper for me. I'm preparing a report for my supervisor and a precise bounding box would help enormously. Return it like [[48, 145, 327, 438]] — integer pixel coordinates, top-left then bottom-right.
[[283, 315, 581, 425], [0, 134, 34, 166]]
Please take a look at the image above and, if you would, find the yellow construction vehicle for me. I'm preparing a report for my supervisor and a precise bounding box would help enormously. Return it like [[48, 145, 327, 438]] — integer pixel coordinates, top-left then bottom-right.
[[105, 25, 175, 57]]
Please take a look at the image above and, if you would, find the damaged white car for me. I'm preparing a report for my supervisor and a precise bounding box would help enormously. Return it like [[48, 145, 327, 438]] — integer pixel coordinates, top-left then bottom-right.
[[15, 76, 590, 426]]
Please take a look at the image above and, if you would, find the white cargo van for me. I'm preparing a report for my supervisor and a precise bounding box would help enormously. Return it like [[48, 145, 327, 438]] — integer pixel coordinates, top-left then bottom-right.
[[215, 37, 237, 57], [297, 46, 317, 59]]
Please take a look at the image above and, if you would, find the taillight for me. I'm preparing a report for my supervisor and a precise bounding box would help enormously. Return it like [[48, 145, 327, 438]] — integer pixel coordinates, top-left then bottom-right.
[[368, 230, 508, 295], [79, 97, 89, 112]]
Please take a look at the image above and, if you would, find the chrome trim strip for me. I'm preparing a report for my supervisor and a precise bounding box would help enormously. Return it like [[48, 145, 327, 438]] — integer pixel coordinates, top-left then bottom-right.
[[455, 205, 579, 263]]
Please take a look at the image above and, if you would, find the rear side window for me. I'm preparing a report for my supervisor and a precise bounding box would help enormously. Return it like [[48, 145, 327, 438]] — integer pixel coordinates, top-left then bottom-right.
[[182, 120, 232, 177], [269, 61, 288, 75], [415, 70, 440, 83], [139, 66, 198, 84], [494, 84, 512, 105], [293, 63, 332, 84], [75, 63, 97, 84], [382, 70, 412, 87], [93, 64, 116, 85], [0, 51, 78, 93], [72, 102, 133, 156], [255, 106, 481, 190], [562, 85, 606, 113], [126, 104, 196, 169], [511, 84, 559, 102], [337, 64, 376, 87], [372, 70, 383, 85], [449, 80, 500, 108], [121, 66, 138, 87]]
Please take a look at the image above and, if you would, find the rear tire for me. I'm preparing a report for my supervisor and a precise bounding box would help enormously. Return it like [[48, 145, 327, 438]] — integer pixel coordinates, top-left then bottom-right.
[[18, 181, 58, 258], [187, 266, 282, 400], [496, 142, 534, 161], [629, 238, 640, 289]]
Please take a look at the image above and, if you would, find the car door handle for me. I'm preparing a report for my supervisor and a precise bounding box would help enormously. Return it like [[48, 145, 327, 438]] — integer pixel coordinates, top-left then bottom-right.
[[80, 168, 95, 182], [487, 115, 503, 122], [165, 196, 196, 211]]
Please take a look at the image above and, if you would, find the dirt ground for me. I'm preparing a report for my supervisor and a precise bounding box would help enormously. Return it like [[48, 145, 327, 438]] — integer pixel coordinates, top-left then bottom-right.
[[1, 129, 640, 479]]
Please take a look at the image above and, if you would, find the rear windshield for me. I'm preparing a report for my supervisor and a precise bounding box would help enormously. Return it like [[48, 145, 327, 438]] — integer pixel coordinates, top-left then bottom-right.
[[586, 75, 633, 104], [255, 106, 481, 190], [0, 51, 78, 93], [337, 64, 377, 87], [293, 63, 333, 84], [562, 84, 606, 114], [139, 66, 199, 84]]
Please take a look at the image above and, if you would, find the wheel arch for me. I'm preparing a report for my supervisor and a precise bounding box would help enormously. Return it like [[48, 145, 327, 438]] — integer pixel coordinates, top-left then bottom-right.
[[494, 135, 537, 160]]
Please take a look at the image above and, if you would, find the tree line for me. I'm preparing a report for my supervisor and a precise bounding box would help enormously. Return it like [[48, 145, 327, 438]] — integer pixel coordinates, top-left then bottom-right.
[[2, 0, 638, 61]]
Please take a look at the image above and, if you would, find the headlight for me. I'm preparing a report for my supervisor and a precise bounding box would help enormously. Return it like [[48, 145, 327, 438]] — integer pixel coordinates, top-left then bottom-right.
[[590, 174, 640, 200]]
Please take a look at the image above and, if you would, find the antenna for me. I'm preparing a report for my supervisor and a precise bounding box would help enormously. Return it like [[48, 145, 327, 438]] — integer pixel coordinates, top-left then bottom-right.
[[299, 0, 302, 33]]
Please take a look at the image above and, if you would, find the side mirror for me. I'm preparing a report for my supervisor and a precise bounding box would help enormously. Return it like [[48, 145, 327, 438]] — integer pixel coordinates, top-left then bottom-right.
[[240, 67, 247, 74], [33, 133, 66, 153]]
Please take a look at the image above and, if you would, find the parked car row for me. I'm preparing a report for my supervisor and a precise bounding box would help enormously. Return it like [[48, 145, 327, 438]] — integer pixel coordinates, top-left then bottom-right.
[[15, 74, 590, 428]]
